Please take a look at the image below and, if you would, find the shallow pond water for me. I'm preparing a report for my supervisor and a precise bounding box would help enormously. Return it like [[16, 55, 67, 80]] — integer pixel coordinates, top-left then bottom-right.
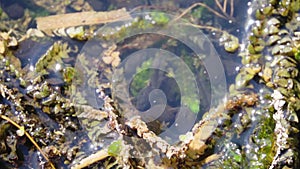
[[0, 0, 299, 169]]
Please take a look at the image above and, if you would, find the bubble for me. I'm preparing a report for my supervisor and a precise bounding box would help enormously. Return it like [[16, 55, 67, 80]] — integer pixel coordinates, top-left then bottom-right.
[[29, 65, 34, 71], [55, 63, 61, 71]]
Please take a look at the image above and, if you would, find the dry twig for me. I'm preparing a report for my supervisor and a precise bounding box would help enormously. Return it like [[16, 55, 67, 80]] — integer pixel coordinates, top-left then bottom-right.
[[71, 149, 109, 169]]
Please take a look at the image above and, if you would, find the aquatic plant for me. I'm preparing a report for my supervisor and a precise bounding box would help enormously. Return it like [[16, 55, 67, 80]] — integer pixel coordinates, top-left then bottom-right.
[[0, 0, 300, 168]]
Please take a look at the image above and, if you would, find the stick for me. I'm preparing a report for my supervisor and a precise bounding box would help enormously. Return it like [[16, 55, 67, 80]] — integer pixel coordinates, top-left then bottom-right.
[[182, 22, 224, 33], [223, 0, 228, 13], [36, 8, 131, 31], [71, 149, 109, 169], [214, 0, 231, 19], [173, 2, 228, 21], [215, 0, 224, 14], [230, 0, 234, 17]]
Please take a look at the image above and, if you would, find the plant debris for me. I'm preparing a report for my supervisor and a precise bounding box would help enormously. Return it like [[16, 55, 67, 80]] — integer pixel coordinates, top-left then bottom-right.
[[36, 8, 131, 33], [0, 0, 300, 168]]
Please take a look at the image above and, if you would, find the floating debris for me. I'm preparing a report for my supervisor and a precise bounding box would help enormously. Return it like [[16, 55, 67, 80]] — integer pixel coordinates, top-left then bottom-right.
[[36, 8, 131, 33]]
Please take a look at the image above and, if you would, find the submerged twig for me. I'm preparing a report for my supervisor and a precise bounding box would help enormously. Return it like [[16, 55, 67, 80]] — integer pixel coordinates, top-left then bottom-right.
[[0, 115, 56, 169], [230, 0, 234, 17], [215, 0, 232, 19], [173, 2, 229, 21], [71, 149, 109, 169], [215, 0, 235, 18], [215, 0, 225, 15], [36, 8, 131, 31], [182, 22, 224, 33], [223, 0, 228, 13], [173, 1, 235, 26]]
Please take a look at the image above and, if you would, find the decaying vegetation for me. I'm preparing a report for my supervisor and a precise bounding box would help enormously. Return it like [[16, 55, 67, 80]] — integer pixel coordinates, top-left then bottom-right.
[[0, 0, 300, 168]]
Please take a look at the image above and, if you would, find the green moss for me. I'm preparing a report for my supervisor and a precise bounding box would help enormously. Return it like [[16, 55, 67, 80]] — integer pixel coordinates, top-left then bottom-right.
[[245, 110, 276, 168], [21, 0, 50, 17], [151, 12, 170, 25], [294, 48, 300, 61], [218, 142, 243, 169], [101, 12, 170, 41], [182, 96, 199, 113], [108, 140, 122, 157], [291, 0, 300, 12], [255, 113, 276, 165], [191, 6, 205, 19], [130, 58, 154, 97], [35, 41, 70, 74], [63, 67, 76, 84]]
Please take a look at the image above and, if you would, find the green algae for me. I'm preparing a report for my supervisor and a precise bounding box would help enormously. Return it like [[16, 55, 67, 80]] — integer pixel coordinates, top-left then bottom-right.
[[1, 0, 300, 168], [108, 140, 122, 157]]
